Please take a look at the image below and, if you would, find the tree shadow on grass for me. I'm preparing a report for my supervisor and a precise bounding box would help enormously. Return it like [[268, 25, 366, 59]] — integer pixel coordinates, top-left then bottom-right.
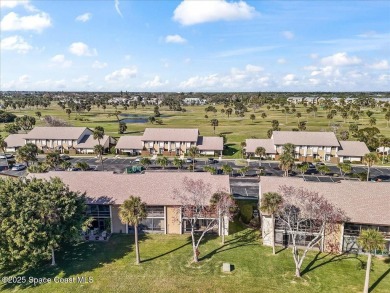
[[0, 234, 144, 290], [199, 229, 259, 261], [142, 238, 192, 263], [301, 251, 364, 276], [370, 267, 390, 292]]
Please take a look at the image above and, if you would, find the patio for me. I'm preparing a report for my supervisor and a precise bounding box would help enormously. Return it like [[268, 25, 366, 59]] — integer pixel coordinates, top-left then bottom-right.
[[81, 228, 111, 241]]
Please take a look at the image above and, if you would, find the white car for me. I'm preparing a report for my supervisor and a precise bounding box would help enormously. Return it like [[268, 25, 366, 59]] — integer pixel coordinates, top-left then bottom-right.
[[0, 153, 14, 159], [11, 164, 26, 171], [134, 157, 141, 163]]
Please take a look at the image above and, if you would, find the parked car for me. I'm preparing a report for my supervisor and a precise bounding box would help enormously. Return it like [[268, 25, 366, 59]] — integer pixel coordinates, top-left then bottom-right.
[[134, 157, 141, 163], [67, 167, 81, 171], [0, 153, 14, 159], [186, 158, 197, 163], [11, 164, 26, 171], [316, 162, 325, 166], [308, 163, 315, 168], [60, 154, 71, 160], [208, 158, 217, 164]]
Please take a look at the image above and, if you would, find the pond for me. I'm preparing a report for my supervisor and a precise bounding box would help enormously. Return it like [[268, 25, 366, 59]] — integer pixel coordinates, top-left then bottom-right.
[[119, 114, 148, 124]]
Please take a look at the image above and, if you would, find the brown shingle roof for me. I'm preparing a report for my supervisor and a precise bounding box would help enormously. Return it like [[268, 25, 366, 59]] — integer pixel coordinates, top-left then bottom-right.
[[115, 136, 143, 150], [28, 171, 230, 206], [337, 141, 370, 157], [245, 139, 276, 154], [260, 177, 390, 226], [75, 135, 110, 149], [272, 131, 340, 147], [24, 127, 89, 140], [4, 134, 25, 147], [197, 136, 224, 151], [142, 128, 199, 142]]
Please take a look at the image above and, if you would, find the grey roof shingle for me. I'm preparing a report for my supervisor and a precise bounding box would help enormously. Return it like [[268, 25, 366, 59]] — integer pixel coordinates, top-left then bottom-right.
[[337, 141, 370, 157], [28, 172, 230, 206], [272, 131, 340, 147], [75, 135, 110, 149], [245, 139, 276, 154], [142, 128, 199, 142], [115, 136, 143, 150], [4, 134, 25, 147], [260, 177, 390, 226], [24, 127, 89, 140], [197, 136, 224, 151]]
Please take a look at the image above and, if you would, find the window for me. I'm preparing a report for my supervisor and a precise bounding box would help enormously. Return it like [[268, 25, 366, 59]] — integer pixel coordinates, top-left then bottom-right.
[[138, 206, 165, 232], [86, 204, 110, 218]]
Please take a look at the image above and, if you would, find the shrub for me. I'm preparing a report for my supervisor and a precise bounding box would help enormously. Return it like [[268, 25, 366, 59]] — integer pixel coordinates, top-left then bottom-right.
[[110, 146, 116, 154]]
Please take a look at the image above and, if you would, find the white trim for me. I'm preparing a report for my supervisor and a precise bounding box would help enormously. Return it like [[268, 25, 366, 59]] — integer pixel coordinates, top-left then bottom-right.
[[164, 206, 167, 235], [109, 206, 113, 233]]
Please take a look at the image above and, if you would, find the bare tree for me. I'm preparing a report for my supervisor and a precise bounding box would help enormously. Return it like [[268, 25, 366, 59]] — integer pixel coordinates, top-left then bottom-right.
[[210, 192, 237, 245], [173, 177, 224, 262], [276, 185, 347, 277]]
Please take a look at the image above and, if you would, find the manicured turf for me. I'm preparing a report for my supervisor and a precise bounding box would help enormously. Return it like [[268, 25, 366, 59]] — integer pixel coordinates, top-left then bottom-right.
[[1, 229, 389, 293], [1, 103, 389, 159]]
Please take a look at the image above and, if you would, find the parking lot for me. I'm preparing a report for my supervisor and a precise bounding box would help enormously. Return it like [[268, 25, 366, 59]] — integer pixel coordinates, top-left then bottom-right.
[[1, 156, 390, 199]]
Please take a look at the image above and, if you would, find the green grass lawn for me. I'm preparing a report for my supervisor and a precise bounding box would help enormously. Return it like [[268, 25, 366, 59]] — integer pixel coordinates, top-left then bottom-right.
[[1, 103, 389, 158], [1, 230, 389, 293]]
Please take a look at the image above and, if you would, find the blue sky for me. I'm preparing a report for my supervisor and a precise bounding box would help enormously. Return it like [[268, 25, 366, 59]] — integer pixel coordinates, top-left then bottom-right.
[[1, 0, 389, 92]]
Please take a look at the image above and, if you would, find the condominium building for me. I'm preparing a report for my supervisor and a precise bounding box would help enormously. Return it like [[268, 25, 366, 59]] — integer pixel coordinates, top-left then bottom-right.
[[116, 128, 224, 156]]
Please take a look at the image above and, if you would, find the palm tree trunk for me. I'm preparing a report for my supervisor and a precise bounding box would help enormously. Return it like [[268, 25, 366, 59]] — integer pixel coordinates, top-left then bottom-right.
[[51, 247, 56, 266], [367, 166, 370, 181], [135, 224, 140, 265], [363, 253, 372, 293], [272, 214, 276, 255]]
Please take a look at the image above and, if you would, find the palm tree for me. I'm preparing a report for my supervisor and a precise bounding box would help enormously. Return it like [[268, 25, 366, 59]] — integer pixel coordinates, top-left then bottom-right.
[[188, 146, 199, 172], [358, 229, 385, 293], [93, 145, 104, 169], [65, 108, 72, 119], [255, 146, 266, 167], [0, 135, 9, 168], [119, 196, 148, 265], [279, 143, 295, 177], [363, 152, 378, 181], [172, 157, 183, 170], [93, 126, 105, 171], [210, 119, 219, 134], [140, 157, 151, 169], [385, 111, 390, 128], [240, 141, 246, 158], [221, 163, 233, 175], [156, 156, 169, 169], [260, 192, 283, 255]]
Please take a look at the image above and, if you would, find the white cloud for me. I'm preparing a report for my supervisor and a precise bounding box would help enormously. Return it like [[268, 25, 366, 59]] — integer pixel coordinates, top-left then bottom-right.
[[321, 52, 361, 66], [75, 12, 92, 22], [310, 53, 319, 59], [0, 0, 37, 12], [72, 75, 89, 83], [165, 34, 187, 44], [311, 66, 340, 77], [50, 54, 72, 68], [105, 67, 137, 82], [245, 64, 263, 72], [1, 12, 51, 32], [115, 0, 123, 17], [141, 76, 168, 88], [1, 35, 32, 53], [283, 74, 298, 85], [282, 31, 294, 40], [277, 58, 286, 64], [69, 42, 97, 56], [35, 79, 66, 89], [179, 64, 270, 90], [370, 60, 389, 70], [216, 46, 279, 58], [303, 65, 317, 71], [308, 78, 320, 85], [92, 60, 107, 69], [173, 0, 256, 26]]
